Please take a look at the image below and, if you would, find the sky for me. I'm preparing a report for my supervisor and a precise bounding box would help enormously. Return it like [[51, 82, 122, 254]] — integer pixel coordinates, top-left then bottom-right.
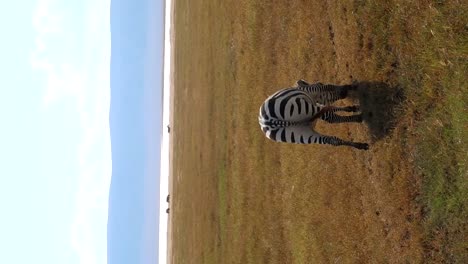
[[107, 0, 165, 263], [0, 0, 169, 263]]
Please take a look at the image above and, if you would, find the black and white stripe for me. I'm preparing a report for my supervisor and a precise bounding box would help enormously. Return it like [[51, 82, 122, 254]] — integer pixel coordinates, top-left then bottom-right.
[[258, 80, 369, 150]]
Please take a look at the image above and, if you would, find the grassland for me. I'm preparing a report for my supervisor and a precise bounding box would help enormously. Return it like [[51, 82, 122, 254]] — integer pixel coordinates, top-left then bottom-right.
[[169, 0, 467, 263]]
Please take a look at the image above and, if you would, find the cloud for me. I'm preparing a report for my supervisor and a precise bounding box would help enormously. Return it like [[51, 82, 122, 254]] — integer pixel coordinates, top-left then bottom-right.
[[31, 0, 111, 263], [31, 0, 78, 107], [32, 0, 64, 34]]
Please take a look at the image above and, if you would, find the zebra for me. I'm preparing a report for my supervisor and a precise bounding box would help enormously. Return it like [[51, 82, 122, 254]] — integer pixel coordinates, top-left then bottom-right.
[[166, 194, 170, 213], [258, 80, 369, 150]]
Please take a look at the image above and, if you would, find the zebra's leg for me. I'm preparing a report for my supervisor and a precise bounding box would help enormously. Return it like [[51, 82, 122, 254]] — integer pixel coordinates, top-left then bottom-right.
[[297, 80, 356, 93], [321, 112, 363, 123], [316, 84, 356, 104], [278, 126, 369, 150], [323, 135, 369, 150], [298, 82, 357, 105], [295, 127, 368, 149], [310, 105, 360, 122], [335, 105, 360, 112]]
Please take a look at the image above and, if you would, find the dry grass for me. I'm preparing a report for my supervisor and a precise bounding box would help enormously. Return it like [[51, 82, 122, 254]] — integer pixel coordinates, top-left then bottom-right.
[[169, 0, 467, 263]]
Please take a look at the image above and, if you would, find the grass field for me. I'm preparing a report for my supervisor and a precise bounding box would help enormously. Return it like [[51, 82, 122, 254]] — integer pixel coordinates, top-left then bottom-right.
[[168, 0, 467, 263]]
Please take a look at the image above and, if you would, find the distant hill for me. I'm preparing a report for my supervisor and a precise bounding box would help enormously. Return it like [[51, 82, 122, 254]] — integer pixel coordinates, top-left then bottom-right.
[[107, 0, 165, 263]]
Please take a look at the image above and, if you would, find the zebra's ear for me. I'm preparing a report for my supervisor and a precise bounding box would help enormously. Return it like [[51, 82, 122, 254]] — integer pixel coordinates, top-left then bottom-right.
[[296, 79, 310, 86]]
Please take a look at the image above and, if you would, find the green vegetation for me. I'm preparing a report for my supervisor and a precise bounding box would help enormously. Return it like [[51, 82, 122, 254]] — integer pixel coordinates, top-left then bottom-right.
[[396, 3, 467, 261]]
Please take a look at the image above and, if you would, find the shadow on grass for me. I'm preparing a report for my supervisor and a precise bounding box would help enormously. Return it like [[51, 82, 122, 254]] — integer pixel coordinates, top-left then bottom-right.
[[350, 81, 405, 141]]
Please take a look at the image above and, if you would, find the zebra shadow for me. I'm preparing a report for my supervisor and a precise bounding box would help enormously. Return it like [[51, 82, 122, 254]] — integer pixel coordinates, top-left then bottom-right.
[[349, 81, 405, 141]]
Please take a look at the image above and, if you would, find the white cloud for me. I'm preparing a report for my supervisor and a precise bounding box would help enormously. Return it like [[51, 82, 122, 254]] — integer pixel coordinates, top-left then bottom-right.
[[31, 0, 111, 263], [32, 0, 64, 34]]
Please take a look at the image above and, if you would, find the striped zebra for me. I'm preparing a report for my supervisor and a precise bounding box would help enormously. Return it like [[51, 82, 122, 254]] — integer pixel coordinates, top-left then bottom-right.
[[258, 80, 369, 150]]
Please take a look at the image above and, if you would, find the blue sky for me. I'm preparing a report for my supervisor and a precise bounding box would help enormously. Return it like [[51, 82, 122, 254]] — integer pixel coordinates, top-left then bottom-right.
[[107, 0, 165, 261], [1, 0, 112, 263]]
